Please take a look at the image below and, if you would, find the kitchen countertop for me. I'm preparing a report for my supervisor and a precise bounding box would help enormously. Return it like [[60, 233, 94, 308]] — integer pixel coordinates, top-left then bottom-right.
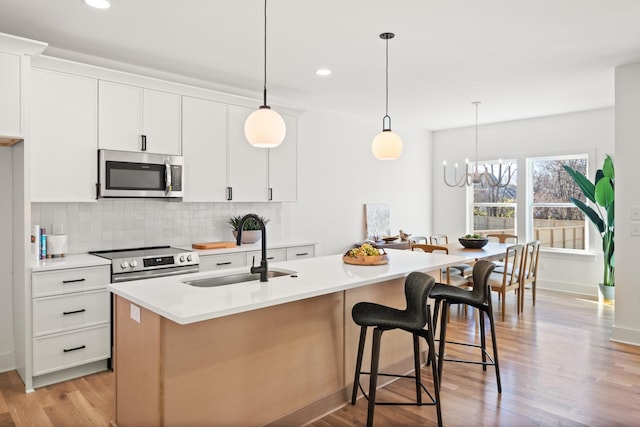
[[31, 253, 111, 272], [177, 240, 317, 255], [107, 249, 469, 325]]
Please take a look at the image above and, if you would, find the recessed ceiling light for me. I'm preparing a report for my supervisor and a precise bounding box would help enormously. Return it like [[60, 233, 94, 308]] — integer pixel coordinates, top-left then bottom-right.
[[83, 0, 111, 9], [316, 68, 332, 76]]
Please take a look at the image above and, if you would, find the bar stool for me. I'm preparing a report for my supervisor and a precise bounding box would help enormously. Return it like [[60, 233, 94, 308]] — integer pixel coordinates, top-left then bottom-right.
[[430, 260, 502, 393], [350, 272, 442, 427]]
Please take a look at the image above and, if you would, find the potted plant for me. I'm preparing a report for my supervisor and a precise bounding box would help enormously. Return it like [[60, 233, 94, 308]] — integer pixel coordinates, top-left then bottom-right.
[[227, 214, 270, 244], [563, 154, 614, 303]]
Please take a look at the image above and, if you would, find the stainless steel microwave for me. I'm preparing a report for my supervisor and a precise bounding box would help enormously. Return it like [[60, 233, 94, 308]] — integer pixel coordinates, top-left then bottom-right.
[[97, 149, 184, 198]]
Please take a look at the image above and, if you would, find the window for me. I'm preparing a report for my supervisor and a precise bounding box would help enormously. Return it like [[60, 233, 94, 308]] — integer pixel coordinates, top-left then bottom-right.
[[469, 160, 518, 236], [528, 155, 587, 250]]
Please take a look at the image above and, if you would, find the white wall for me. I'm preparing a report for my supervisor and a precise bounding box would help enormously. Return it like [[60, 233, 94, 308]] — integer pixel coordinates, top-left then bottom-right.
[[432, 108, 614, 296], [282, 107, 432, 256], [612, 63, 640, 346], [0, 147, 14, 372]]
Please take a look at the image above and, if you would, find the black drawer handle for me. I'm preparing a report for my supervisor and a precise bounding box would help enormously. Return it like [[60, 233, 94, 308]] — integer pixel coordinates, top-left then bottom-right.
[[266, 257, 274, 260], [62, 278, 86, 284], [63, 309, 86, 316], [216, 261, 232, 266], [296, 253, 309, 256], [63, 345, 86, 353]]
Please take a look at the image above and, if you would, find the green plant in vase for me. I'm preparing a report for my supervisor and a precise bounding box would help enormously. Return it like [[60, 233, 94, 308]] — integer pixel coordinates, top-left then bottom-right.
[[227, 214, 271, 244], [563, 155, 614, 297]]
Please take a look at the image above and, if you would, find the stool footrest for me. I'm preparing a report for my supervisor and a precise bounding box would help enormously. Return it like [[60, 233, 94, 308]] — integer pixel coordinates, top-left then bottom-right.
[[356, 371, 437, 407], [436, 339, 497, 366]]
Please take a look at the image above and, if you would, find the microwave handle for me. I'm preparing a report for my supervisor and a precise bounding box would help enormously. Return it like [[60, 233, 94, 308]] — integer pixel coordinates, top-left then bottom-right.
[[165, 161, 172, 193]]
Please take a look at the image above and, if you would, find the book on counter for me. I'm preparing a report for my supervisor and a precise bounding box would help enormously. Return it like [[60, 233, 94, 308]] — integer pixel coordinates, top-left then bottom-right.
[[31, 225, 47, 260]]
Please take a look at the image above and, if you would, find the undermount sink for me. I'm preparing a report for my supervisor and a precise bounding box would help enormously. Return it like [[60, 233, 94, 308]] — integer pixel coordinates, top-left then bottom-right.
[[182, 269, 296, 288]]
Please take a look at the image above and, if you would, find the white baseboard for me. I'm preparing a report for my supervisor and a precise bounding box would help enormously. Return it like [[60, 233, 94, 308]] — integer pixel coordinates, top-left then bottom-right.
[[0, 351, 15, 373], [537, 279, 598, 298], [611, 326, 640, 347]]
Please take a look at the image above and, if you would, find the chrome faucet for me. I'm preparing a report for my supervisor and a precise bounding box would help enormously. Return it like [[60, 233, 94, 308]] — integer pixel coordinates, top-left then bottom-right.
[[235, 213, 269, 282]]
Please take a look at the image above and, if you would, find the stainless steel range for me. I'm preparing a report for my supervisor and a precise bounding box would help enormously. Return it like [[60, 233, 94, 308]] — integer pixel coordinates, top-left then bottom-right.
[[90, 245, 199, 283]]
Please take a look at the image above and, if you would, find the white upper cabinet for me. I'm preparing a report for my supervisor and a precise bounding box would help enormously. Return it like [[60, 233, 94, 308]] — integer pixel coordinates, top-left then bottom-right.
[[268, 114, 297, 202], [31, 69, 98, 202], [98, 81, 181, 155], [227, 105, 268, 202], [0, 50, 23, 140], [182, 96, 228, 202]]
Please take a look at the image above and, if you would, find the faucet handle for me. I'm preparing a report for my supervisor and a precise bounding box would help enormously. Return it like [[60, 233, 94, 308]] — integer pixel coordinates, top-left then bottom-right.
[[251, 255, 256, 268]]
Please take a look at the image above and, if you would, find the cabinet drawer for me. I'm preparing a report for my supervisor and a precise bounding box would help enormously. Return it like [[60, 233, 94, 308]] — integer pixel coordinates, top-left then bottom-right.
[[33, 324, 110, 376], [286, 245, 315, 260], [32, 266, 109, 297], [246, 248, 286, 264], [33, 290, 110, 337], [199, 253, 246, 272]]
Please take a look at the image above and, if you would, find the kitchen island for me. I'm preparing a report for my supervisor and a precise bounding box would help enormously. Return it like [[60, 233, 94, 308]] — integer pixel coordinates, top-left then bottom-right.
[[108, 249, 468, 426]]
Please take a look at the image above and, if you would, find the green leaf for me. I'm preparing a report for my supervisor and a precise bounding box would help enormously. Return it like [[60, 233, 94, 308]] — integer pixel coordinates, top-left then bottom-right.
[[602, 154, 614, 179], [607, 200, 615, 228], [563, 165, 596, 203], [569, 197, 605, 233], [595, 177, 614, 207]]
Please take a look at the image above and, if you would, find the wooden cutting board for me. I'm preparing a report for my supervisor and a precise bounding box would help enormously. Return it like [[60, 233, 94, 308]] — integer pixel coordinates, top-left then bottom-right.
[[192, 241, 237, 250]]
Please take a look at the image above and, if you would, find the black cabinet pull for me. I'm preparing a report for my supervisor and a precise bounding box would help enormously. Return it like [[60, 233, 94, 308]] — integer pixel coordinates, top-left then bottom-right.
[[216, 261, 232, 266], [296, 253, 309, 257], [266, 257, 274, 260], [62, 278, 85, 284], [63, 309, 86, 316], [63, 345, 86, 353], [141, 134, 147, 151], [226, 186, 233, 201], [268, 188, 273, 201]]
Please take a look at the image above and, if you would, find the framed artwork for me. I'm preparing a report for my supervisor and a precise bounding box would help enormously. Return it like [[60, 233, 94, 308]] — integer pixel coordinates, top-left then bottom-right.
[[364, 203, 390, 241]]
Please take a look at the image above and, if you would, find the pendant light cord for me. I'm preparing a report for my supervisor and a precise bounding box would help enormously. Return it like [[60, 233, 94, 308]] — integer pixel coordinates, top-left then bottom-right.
[[385, 37, 389, 117], [262, 0, 268, 107]]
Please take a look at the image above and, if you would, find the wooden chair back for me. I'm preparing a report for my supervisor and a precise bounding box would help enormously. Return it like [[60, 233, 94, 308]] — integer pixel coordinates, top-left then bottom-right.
[[410, 243, 449, 254], [521, 240, 540, 309], [429, 234, 449, 245], [486, 233, 518, 244], [408, 235, 428, 245]]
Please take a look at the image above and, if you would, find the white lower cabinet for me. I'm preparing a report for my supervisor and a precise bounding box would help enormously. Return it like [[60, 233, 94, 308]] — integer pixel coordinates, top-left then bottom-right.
[[31, 265, 111, 383], [286, 245, 315, 260], [199, 252, 246, 272], [246, 248, 286, 264]]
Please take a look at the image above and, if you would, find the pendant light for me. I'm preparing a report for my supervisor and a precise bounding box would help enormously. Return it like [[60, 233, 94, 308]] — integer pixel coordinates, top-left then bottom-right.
[[244, 0, 286, 148], [372, 32, 403, 160]]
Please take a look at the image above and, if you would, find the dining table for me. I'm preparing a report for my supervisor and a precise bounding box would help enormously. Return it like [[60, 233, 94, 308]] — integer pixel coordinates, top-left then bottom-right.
[[441, 241, 511, 263]]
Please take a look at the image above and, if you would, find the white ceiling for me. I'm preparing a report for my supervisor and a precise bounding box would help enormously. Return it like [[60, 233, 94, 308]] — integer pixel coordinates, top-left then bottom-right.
[[1, 0, 640, 130]]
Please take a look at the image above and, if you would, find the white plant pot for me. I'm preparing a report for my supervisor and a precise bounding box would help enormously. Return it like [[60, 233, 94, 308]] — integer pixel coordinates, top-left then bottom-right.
[[232, 230, 261, 244]]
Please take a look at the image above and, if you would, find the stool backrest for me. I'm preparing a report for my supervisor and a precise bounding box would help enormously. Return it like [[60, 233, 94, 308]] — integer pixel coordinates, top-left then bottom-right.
[[470, 260, 497, 301], [405, 272, 436, 330]]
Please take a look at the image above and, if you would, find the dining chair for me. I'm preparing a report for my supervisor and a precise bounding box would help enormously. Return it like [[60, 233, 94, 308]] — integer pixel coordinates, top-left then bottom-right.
[[411, 244, 470, 288], [520, 240, 540, 311], [429, 234, 473, 277], [409, 235, 428, 245], [485, 233, 518, 244], [488, 244, 524, 321]]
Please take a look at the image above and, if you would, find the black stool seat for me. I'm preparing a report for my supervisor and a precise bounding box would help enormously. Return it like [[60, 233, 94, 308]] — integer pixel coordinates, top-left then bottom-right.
[[430, 260, 502, 393], [351, 271, 443, 427]]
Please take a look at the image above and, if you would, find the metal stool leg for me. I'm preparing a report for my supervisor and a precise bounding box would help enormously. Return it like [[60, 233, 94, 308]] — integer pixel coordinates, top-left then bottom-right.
[[366, 328, 383, 427], [479, 309, 487, 371], [351, 326, 367, 404]]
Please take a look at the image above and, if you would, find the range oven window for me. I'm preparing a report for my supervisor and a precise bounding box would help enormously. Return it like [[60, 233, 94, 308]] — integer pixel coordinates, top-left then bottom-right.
[[106, 161, 165, 191]]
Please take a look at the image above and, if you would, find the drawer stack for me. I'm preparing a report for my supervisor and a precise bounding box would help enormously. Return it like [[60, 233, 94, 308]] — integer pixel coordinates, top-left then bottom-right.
[[32, 265, 111, 376]]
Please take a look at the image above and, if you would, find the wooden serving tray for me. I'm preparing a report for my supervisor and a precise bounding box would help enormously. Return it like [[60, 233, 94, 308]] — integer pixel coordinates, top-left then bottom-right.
[[342, 253, 389, 266], [192, 241, 238, 250]]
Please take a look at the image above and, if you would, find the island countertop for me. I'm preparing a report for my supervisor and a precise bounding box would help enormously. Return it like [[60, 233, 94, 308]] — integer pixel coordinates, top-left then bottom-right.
[[107, 249, 469, 325]]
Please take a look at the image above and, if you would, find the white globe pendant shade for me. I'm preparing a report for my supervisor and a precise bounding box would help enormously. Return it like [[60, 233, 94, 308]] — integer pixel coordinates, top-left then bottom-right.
[[372, 130, 403, 160], [244, 107, 286, 148]]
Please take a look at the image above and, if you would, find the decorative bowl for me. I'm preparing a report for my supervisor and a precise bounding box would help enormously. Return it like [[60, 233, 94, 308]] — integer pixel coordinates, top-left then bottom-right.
[[382, 235, 399, 243], [458, 237, 489, 249], [343, 248, 388, 265]]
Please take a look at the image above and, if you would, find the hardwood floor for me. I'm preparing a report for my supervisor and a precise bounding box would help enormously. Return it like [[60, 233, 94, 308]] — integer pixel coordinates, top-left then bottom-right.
[[1, 289, 639, 426]]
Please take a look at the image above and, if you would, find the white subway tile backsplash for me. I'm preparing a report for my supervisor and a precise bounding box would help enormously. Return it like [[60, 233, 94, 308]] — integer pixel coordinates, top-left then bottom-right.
[[31, 201, 281, 254]]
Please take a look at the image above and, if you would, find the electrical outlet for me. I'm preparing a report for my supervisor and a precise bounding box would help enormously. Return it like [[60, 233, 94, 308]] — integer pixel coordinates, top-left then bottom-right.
[[631, 222, 640, 236], [130, 303, 141, 323], [632, 207, 640, 221]]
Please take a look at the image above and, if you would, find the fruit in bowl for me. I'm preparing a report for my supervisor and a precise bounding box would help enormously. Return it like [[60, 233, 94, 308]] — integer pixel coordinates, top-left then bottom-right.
[[458, 234, 489, 248], [343, 243, 388, 265]]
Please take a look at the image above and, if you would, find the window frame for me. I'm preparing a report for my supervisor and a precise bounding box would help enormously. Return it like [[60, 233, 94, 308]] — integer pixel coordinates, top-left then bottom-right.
[[526, 153, 590, 252]]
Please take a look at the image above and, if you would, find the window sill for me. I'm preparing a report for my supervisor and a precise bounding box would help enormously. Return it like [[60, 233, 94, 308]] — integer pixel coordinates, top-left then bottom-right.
[[540, 247, 598, 259]]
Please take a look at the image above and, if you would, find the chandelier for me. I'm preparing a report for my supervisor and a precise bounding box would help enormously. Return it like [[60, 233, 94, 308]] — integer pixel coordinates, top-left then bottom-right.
[[443, 101, 515, 188]]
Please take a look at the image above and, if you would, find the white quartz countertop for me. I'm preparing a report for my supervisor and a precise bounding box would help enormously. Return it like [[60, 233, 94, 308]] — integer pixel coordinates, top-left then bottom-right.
[[31, 254, 111, 272], [177, 240, 317, 255], [107, 249, 469, 325]]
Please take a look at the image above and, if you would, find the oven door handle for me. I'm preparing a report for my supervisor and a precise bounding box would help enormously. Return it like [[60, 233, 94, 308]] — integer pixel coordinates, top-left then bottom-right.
[[165, 161, 172, 193], [111, 266, 199, 283]]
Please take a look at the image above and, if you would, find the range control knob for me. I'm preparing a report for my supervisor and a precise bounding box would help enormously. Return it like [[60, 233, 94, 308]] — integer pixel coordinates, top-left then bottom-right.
[[187, 254, 193, 262], [120, 261, 129, 269], [179, 255, 186, 263], [130, 260, 138, 268]]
